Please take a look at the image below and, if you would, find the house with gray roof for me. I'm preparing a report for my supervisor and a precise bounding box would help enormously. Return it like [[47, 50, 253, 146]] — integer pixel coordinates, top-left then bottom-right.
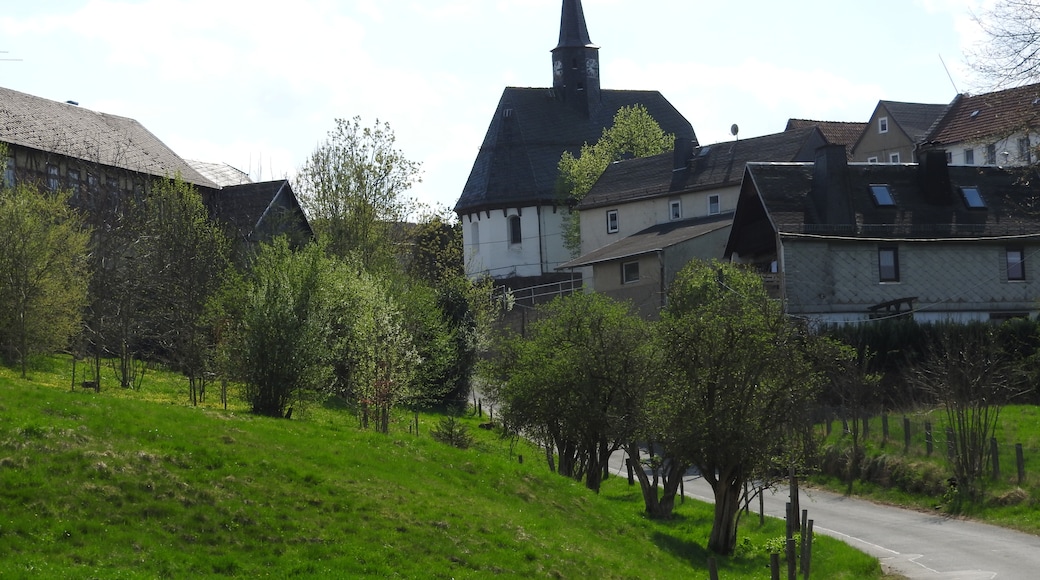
[[0, 85, 311, 250], [785, 119, 866, 160], [559, 126, 825, 317], [925, 82, 1040, 167], [455, 0, 694, 286], [726, 145, 1040, 323], [850, 100, 948, 164]]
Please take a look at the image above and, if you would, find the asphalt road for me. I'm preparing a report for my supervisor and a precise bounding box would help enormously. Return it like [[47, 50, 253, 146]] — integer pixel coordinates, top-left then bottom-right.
[[607, 452, 1040, 579]]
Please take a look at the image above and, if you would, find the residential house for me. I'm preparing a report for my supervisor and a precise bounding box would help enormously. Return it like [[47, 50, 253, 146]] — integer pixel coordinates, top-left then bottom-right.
[[784, 119, 866, 160], [726, 145, 1040, 324], [454, 0, 694, 290], [560, 126, 826, 317], [925, 82, 1040, 167], [0, 85, 311, 249], [850, 100, 948, 164]]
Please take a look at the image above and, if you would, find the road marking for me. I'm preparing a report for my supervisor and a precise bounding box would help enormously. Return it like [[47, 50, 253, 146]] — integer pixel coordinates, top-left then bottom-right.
[[814, 525, 900, 556]]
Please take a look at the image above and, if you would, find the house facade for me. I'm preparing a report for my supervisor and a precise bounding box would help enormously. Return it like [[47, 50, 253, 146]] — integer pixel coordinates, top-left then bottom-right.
[[561, 126, 826, 316], [850, 100, 948, 164], [726, 145, 1040, 324], [455, 0, 695, 285], [925, 82, 1040, 167]]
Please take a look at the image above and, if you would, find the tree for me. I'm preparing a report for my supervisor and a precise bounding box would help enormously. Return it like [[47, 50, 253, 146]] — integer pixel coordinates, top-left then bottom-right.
[[556, 105, 674, 255], [488, 292, 655, 492], [134, 176, 232, 404], [0, 182, 91, 377], [658, 260, 825, 555], [228, 238, 334, 417], [327, 262, 418, 433], [295, 117, 422, 271], [911, 324, 1022, 501], [969, 1, 1040, 87]]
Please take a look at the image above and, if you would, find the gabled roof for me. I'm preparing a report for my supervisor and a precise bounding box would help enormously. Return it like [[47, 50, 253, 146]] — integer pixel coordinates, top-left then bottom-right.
[[927, 83, 1040, 146], [186, 160, 252, 187], [559, 212, 732, 268], [880, 100, 949, 142], [731, 161, 1040, 247], [454, 87, 695, 214], [0, 85, 216, 188], [209, 180, 313, 242], [785, 119, 866, 153], [578, 126, 824, 210]]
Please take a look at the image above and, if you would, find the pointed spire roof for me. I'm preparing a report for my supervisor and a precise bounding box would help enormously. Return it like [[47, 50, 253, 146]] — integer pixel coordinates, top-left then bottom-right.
[[556, 0, 597, 49]]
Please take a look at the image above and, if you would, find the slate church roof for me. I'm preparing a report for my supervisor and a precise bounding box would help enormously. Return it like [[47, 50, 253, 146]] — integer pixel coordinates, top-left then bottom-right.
[[0, 85, 215, 189], [455, 89, 695, 215]]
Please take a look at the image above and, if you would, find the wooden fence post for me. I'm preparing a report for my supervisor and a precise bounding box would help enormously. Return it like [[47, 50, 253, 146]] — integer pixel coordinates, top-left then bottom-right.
[[800, 509, 808, 575], [903, 417, 911, 453], [1017, 443, 1025, 485], [770, 553, 781, 580], [787, 538, 797, 580], [925, 421, 933, 456], [804, 519, 814, 579]]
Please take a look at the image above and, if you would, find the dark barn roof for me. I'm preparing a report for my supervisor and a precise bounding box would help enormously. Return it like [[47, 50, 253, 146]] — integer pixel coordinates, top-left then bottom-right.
[[455, 87, 695, 214], [207, 180, 313, 242], [578, 126, 824, 210]]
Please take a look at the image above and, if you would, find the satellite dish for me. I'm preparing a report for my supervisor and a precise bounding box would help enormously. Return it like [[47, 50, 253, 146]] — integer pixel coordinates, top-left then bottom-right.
[[730, 124, 739, 137]]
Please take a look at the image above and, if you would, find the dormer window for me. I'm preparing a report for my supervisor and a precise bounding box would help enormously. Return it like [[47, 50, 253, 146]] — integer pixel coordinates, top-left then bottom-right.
[[869, 184, 895, 207], [961, 186, 986, 209], [879, 117, 889, 134]]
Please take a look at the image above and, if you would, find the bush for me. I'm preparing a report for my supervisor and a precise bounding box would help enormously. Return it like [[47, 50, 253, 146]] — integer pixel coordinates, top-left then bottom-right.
[[430, 416, 474, 449]]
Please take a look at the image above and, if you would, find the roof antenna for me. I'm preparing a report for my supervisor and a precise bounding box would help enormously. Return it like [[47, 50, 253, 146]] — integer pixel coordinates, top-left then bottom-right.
[[939, 53, 960, 95]]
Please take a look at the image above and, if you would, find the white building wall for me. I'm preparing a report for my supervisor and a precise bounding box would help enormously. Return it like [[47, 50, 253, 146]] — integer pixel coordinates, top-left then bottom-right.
[[463, 205, 556, 279], [946, 132, 1036, 166]]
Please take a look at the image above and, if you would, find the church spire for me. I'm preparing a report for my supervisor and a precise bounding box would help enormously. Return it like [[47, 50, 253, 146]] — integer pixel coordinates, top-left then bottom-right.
[[551, 0, 600, 115]]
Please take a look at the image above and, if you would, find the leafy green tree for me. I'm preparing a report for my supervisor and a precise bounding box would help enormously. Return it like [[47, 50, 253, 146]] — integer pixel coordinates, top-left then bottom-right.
[[488, 292, 655, 492], [295, 116, 422, 271], [135, 176, 232, 404], [658, 260, 825, 555], [229, 238, 334, 417], [0, 182, 91, 377], [557, 105, 674, 255], [327, 263, 418, 432], [407, 207, 463, 286]]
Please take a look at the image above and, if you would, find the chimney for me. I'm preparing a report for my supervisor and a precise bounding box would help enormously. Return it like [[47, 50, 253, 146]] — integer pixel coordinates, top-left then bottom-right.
[[670, 137, 694, 191], [810, 144, 854, 225], [917, 145, 953, 205]]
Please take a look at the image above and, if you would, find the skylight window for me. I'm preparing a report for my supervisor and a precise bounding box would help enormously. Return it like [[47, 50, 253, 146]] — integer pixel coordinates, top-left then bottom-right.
[[870, 184, 895, 207], [961, 186, 986, 209]]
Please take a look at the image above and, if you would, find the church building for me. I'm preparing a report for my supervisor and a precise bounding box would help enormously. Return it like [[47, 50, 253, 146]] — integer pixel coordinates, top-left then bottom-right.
[[455, 0, 695, 285]]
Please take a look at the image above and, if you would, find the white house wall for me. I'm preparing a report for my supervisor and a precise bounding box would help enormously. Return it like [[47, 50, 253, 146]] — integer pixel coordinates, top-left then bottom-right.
[[945, 132, 1036, 166]]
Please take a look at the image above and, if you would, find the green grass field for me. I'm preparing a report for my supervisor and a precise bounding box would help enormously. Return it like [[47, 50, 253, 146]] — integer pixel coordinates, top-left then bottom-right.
[[0, 357, 886, 578]]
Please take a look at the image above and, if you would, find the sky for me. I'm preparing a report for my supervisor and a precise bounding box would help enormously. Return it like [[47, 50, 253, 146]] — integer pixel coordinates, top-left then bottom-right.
[[0, 0, 998, 213]]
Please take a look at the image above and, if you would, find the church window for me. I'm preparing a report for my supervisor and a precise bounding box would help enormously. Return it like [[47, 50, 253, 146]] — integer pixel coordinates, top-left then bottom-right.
[[508, 215, 522, 245]]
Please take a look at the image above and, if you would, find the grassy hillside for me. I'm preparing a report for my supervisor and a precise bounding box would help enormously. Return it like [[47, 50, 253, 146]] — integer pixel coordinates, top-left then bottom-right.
[[0, 357, 886, 578]]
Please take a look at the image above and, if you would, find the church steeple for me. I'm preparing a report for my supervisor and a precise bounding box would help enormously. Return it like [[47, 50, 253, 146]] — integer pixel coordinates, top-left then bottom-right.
[[551, 0, 600, 115]]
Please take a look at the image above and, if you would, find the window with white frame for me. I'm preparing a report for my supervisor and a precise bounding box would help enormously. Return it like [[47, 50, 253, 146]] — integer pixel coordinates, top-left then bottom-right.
[[986, 144, 997, 165], [867, 156, 879, 164], [889, 152, 900, 163], [708, 194, 720, 215], [622, 260, 640, 284], [669, 200, 681, 221], [878, 246, 899, 282], [964, 148, 975, 164], [879, 117, 889, 134], [1007, 248, 1025, 281], [607, 209, 619, 233]]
